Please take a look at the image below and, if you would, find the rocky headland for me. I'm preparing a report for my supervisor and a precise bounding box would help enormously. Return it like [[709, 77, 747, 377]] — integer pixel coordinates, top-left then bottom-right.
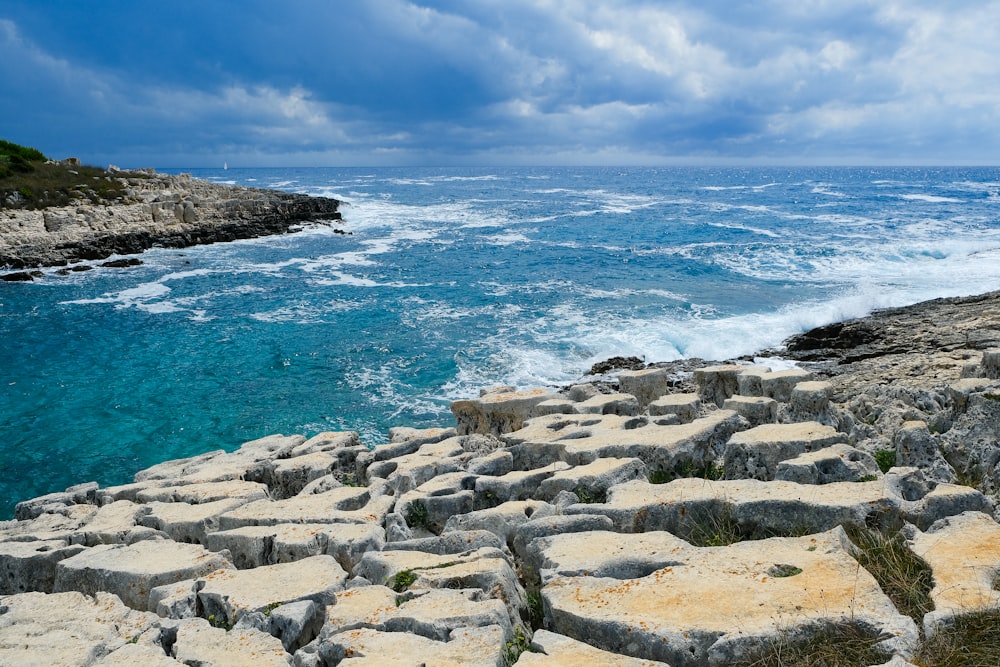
[[0, 168, 343, 274], [4, 290, 1000, 665]]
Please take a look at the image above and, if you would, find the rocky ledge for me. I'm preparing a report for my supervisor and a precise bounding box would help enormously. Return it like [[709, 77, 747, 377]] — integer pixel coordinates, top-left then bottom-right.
[[0, 170, 342, 272], [4, 295, 1000, 666]]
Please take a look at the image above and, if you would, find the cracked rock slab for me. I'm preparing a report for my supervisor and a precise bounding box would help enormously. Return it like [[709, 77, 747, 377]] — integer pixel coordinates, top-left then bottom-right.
[[53, 540, 233, 611], [541, 528, 917, 666], [317, 624, 506, 666], [910, 511, 1000, 634], [0, 591, 164, 666], [518, 629, 670, 666]]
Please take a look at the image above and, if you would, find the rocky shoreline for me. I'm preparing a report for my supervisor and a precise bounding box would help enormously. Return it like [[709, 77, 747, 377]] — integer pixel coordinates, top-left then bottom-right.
[[0, 170, 343, 274], [3, 292, 1000, 665]]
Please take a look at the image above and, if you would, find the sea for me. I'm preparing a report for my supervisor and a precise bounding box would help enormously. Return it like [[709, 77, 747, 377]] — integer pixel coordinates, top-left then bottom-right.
[[3, 166, 1000, 519]]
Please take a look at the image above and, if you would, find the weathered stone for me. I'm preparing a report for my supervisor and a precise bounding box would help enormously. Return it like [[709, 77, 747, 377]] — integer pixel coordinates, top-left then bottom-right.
[[0, 591, 165, 666], [475, 465, 571, 508], [215, 486, 385, 530], [533, 529, 689, 584], [723, 422, 848, 481], [316, 624, 505, 666], [324, 586, 513, 644], [170, 618, 291, 666], [388, 530, 506, 556], [535, 457, 648, 501], [894, 420, 956, 484], [512, 514, 616, 565], [789, 380, 835, 422], [243, 599, 325, 653], [468, 450, 515, 476], [443, 501, 558, 545], [647, 392, 700, 423], [53, 540, 234, 610], [735, 366, 770, 397], [574, 393, 640, 416], [388, 425, 457, 446], [134, 434, 306, 484], [140, 497, 250, 544], [722, 395, 778, 426], [759, 368, 813, 401], [534, 398, 577, 416], [541, 528, 917, 665], [910, 511, 1000, 635], [0, 540, 88, 594], [134, 480, 269, 505], [197, 556, 347, 627], [95, 641, 184, 665], [694, 364, 744, 407], [452, 388, 563, 436], [504, 411, 746, 473], [398, 471, 477, 533], [618, 367, 672, 411], [12, 482, 99, 521], [519, 629, 671, 666], [981, 348, 1000, 379], [774, 443, 882, 484], [569, 475, 987, 538], [207, 522, 384, 571]]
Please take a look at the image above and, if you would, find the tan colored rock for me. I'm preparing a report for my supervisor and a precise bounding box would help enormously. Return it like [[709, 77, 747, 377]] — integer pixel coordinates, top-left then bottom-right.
[[760, 368, 813, 401], [504, 410, 746, 473], [324, 586, 513, 643], [53, 540, 234, 610], [215, 486, 383, 530], [774, 443, 882, 484], [0, 539, 88, 594], [542, 528, 917, 665], [536, 457, 648, 502], [910, 511, 1000, 635], [135, 479, 269, 504], [722, 395, 778, 426], [204, 522, 384, 570], [452, 388, 563, 436], [518, 630, 670, 666], [317, 624, 505, 666], [170, 619, 291, 666], [140, 497, 251, 543], [574, 393, 640, 416], [0, 591, 164, 666], [647, 393, 701, 423], [196, 555, 347, 626]]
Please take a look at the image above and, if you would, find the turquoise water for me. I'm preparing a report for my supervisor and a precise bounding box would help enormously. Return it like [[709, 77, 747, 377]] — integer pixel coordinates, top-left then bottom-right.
[[3, 166, 1000, 518]]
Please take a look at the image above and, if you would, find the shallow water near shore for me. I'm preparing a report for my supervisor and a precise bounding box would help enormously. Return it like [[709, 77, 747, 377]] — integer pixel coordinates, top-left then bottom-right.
[[3, 166, 1000, 518]]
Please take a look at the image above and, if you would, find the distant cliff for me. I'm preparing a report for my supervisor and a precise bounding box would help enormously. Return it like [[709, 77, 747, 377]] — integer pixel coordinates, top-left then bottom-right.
[[1, 164, 342, 272]]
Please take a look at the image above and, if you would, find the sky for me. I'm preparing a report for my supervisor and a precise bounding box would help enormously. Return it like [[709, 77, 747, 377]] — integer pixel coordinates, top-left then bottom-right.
[[2, 0, 999, 168]]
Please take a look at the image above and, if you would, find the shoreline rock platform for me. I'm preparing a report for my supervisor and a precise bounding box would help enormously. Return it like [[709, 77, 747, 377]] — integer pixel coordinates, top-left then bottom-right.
[[0, 170, 342, 273], [4, 292, 1000, 665]]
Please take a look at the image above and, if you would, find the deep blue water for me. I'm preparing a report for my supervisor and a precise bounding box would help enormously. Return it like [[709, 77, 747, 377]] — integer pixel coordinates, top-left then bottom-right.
[[3, 166, 1000, 518]]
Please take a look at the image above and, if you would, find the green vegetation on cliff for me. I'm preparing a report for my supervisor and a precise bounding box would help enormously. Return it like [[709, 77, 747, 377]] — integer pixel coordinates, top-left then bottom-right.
[[0, 139, 143, 210]]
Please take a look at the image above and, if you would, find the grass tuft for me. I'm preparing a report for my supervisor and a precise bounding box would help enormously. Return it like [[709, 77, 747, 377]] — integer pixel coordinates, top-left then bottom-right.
[[733, 622, 891, 667], [873, 449, 896, 474], [913, 609, 1000, 666], [846, 526, 934, 623]]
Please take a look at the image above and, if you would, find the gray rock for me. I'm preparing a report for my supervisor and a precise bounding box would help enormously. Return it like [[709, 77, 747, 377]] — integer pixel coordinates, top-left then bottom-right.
[[694, 364, 744, 407], [452, 388, 563, 436], [774, 443, 882, 484], [573, 393, 640, 416], [647, 392, 701, 422], [723, 422, 848, 481], [618, 367, 672, 411], [722, 395, 778, 426], [203, 522, 385, 571], [0, 539, 87, 594], [895, 420, 957, 484]]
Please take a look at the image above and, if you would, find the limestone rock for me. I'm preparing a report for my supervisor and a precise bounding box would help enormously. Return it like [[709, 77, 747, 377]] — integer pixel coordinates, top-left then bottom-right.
[[196, 555, 347, 627], [53, 540, 234, 610], [774, 443, 882, 484], [573, 392, 640, 416], [722, 395, 778, 426], [618, 367, 673, 411], [894, 421, 956, 484], [0, 539, 87, 594], [910, 511, 1000, 635], [723, 422, 848, 481], [520, 629, 671, 666], [170, 618, 291, 666], [315, 624, 506, 666], [647, 392, 700, 423], [541, 528, 917, 665], [452, 388, 563, 436], [693, 364, 744, 407], [0, 591, 165, 666], [204, 522, 384, 570], [504, 410, 746, 474]]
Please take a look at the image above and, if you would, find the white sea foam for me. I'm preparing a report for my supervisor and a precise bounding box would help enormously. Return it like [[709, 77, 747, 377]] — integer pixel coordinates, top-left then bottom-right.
[[899, 194, 963, 203]]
